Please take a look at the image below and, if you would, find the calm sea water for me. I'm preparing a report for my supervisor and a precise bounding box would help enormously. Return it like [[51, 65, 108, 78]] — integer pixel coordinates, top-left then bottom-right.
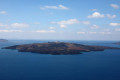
[[0, 40, 120, 80]]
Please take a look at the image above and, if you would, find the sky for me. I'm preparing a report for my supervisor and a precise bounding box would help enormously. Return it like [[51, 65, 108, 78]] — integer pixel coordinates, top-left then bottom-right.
[[0, 0, 120, 40]]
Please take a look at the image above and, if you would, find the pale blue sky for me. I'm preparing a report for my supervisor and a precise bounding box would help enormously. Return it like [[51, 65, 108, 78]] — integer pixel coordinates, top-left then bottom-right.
[[0, 0, 120, 40]]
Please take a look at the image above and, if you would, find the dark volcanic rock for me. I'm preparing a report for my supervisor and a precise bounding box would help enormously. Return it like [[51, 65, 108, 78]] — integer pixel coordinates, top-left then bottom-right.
[[2, 42, 120, 55], [0, 39, 8, 42]]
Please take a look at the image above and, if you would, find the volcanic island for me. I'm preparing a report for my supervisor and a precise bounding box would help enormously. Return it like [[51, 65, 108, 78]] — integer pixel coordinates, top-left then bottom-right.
[[2, 42, 120, 55], [0, 39, 8, 42], [114, 42, 120, 45]]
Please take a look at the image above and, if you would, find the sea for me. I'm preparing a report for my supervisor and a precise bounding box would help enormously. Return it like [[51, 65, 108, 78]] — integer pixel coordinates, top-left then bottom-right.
[[0, 40, 120, 80]]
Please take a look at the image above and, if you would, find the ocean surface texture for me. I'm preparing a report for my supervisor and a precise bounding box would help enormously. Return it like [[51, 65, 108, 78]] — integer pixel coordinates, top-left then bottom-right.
[[0, 40, 120, 80]]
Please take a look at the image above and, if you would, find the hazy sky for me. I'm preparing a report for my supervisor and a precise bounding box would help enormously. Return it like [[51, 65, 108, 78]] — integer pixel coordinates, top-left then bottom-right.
[[0, 0, 120, 40]]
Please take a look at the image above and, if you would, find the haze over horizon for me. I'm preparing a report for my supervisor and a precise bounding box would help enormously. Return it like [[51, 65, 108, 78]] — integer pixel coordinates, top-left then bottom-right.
[[0, 0, 120, 40]]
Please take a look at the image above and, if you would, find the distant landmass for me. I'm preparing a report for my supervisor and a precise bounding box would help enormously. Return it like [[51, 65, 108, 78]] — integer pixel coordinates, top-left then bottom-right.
[[114, 42, 120, 45], [2, 42, 120, 55], [0, 39, 8, 42]]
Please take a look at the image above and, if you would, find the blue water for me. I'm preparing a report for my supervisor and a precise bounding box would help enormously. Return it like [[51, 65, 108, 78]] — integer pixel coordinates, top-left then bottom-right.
[[0, 40, 120, 80]]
